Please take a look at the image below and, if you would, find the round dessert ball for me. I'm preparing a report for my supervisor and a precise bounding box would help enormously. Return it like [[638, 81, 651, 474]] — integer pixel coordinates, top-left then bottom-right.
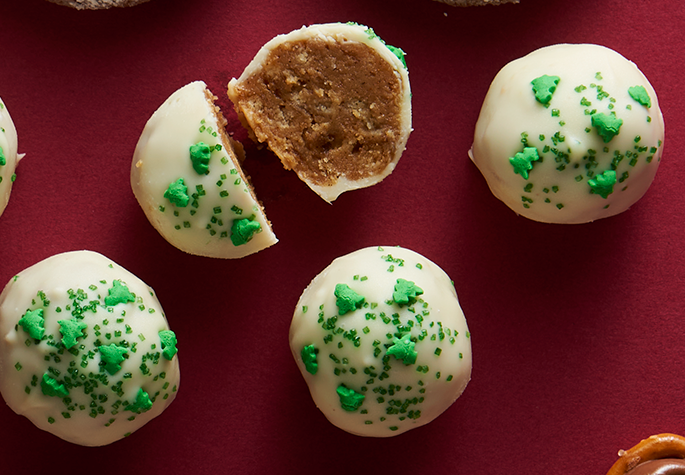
[[131, 81, 277, 259], [289, 246, 471, 437], [0, 96, 21, 219], [470, 44, 664, 224], [46, 0, 150, 9], [0, 251, 180, 446], [228, 23, 412, 202]]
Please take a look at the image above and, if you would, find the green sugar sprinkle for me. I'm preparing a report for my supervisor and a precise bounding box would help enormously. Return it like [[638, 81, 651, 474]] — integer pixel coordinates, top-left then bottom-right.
[[588, 170, 616, 199], [18, 308, 45, 340], [591, 112, 623, 143], [301, 344, 319, 375], [386, 44, 407, 68], [334, 284, 365, 315], [158, 330, 178, 361], [0, 145, 5, 166], [105, 280, 135, 306], [163, 178, 190, 208], [230, 218, 261, 246], [392, 279, 423, 307], [509, 147, 540, 180], [386, 334, 417, 365], [531, 75, 560, 105], [628, 85, 651, 108], [189, 141, 211, 174], [336, 384, 365, 412], [58, 318, 88, 349]]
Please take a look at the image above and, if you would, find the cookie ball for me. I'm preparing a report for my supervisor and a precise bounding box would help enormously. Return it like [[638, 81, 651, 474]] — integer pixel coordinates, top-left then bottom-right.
[[0, 251, 180, 446], [0, 96, 21, 219], [47, 0, 150, 9], [131, 81, 277, 258], [228, 23, 412, 202], [470, 44, 664, 224], [289, 246, 471, 437]]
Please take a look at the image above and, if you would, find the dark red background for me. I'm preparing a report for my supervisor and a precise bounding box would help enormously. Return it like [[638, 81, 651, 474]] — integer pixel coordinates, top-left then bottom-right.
[[0, 0, 683, 473]]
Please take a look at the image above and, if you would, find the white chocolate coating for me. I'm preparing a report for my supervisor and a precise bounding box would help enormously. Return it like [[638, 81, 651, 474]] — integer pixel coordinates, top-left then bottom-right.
[[228, 23, 412, 202], [0, 251, 180, 446], [0, 97, 21, 219], [290, 246, 471, 437], [470, 44, 664, 224], [131, 81, 277, 258]]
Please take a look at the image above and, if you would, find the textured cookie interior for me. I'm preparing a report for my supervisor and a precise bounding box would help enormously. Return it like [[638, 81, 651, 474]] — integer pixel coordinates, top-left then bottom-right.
[[230, 38, 404, 187]]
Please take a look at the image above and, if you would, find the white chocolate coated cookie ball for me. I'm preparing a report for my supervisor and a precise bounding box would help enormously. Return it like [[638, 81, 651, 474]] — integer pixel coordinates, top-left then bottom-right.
[[290, 246, 471, 437], [0, 97, 21, 219], [131, 81, 277, 258], [0, 251, 180, 446], [47, 0, 151, 9], [470, 44, 664, 224]]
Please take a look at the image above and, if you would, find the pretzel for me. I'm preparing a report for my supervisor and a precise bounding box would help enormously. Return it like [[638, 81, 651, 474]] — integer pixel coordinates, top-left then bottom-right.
[[607, 434, 685, 475]]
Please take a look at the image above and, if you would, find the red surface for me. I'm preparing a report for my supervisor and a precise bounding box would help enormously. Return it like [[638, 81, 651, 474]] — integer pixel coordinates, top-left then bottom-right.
[[0, 0, 683, 473]]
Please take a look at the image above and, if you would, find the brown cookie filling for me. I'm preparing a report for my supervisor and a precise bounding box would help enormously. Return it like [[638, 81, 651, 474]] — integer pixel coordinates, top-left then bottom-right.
[[230, 38, 403, 187]]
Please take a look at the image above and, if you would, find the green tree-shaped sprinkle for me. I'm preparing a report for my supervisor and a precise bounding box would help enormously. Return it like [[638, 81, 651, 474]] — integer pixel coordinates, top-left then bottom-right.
[[18, 309, 45, 340], [104, 280, 135, 306], [41, 373, 69, 398], [386, 333, 418, 365], [189, 142, 212, 175], [0, 145, 5, 166], [125, 388, 153, 414], [591, 112, 623, 143], [509, 147, 541, 180], [301, 344, 318, 375], [163, 178, 190, 208], [628, 85, 651, 108], [158, 330, 178, 361], [230, 218, 261, 246], [99, 343, 128, 375], [336, 384, 365, 412], [531, 75, 560, 105], [393, 278, 424, 307], [58, 318, 87, 349], [588, 170, 617, 199], [334, 284, 365, 315]]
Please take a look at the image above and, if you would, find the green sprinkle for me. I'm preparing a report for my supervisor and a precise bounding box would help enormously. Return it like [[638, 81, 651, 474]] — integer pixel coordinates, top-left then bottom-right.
[[189, 142, 211, 174], [105, 280, 135, 306], [531, 75, 560, 105], [509, 147, 540, 180], [588, 170, 616, 199], [628, 85, 651, 108], [301, 344, 318, 375], [230, 218, 261, 246], [334, 284, 365, 315], [40, 373, 69, 398], [125, 388, 153, 414], [392, 279, 423, 307], [591, 112, 623, 143], [58, 318, 88, 349], [163, 178, 190, 207], [18, 309, 45, 340], [336, 385, 365, 411], [158, 330, 178, 360], [386, 334, 417, 365], [98, 344, 128, 375]]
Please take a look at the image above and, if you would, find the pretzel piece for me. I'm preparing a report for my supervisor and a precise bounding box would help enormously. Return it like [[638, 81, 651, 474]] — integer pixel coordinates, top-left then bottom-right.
[[607, 434, 685, 475]]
